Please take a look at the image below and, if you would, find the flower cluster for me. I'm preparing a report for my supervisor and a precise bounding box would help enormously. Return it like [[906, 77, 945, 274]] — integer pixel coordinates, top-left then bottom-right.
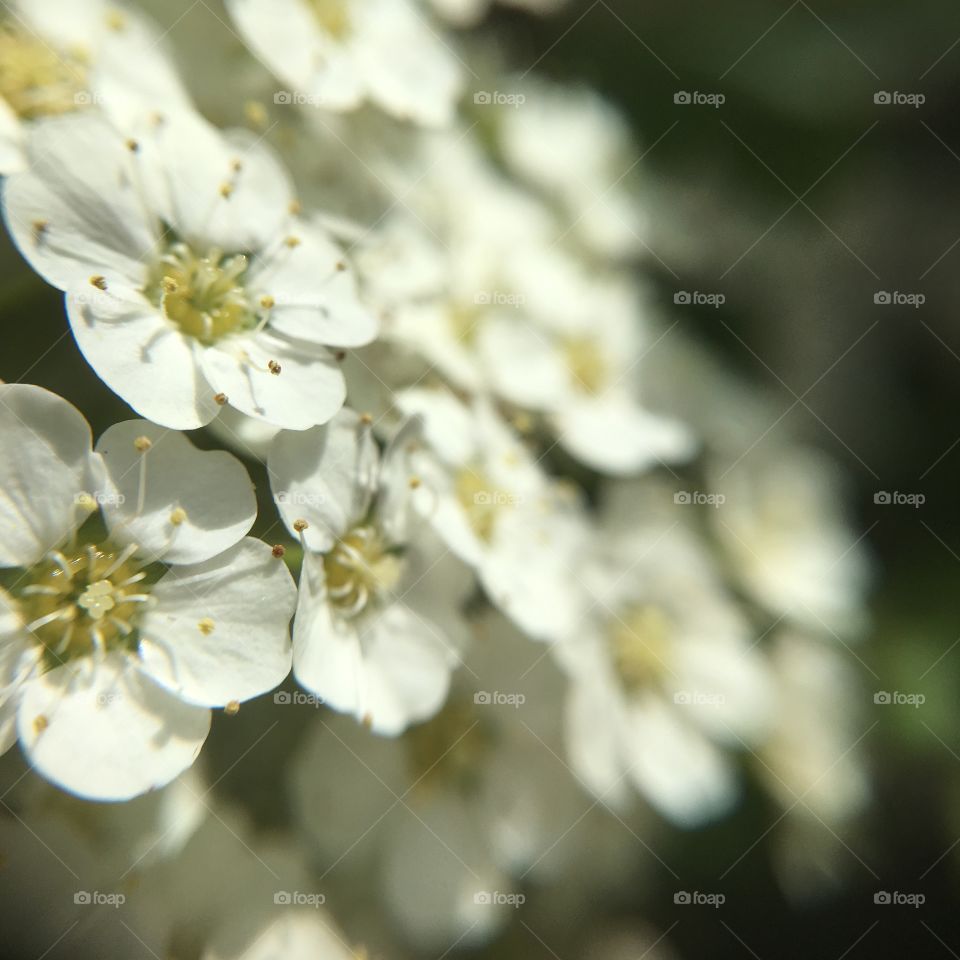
[[0, 0, 870, 956]]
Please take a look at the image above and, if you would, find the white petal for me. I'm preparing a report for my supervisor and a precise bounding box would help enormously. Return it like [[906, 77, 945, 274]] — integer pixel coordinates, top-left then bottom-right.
[[557, 394, 696, 475], [17, 653, 210, 801], [137, 113, 294, 253], [476, 316, 570, 409], [355, 0, 463, 127], [268, 409, 379, 549], [2, 112, 156, 290], [138, 539, 296, 708], [482, 499, 589, 642], [253, 226, 378, 347], [564, 678, 631, 808], [96, 419, 257, 564], [200, 332, 346, 430], [67, 287, 220, 429], [622, 696, 737, 826], [674, 638, 774, 745], [0, 383, 94, 567]]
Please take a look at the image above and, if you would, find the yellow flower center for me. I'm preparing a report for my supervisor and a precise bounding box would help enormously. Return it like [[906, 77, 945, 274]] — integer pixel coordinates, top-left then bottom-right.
[[323, 525, 403, 619], [306, 0, 352, 38], [454, 466, 514, 542], [447, 301, 482, 345], [609, 605, 672, 694], [146, 242, 256, 346], [0, 22, 89, 120], [17, 543, 150, 664], [563, 335, 608, 395], [406, 698, 493, 795]]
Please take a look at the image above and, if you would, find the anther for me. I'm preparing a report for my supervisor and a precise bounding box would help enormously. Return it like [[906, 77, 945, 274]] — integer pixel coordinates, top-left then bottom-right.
[[259, 295, 275, 309], [214, 393, 229, 406], [230, 159, 243, 173], [170, 508, 188, 526], [32, 220, 49, 244], [267, 360, 282, 376], [272, 544, 286, 559], [219, 182, 234, 199], [335, 261, 347, 272], [225, 700, 240, 716], [90, 275, 107, 290], [284, 236, 301, 249], [198, 618, 215, 636], [334, 350, 347, 362], [360, 413, 373, 425], [409, 476, 421, 489], [125, 138, 139, 153], [293, 519, 309, 533], [134, 436, 152, 452], [161, 276, 179, 294], [33, 715, 49, 734], [288, 199, 302, 216]]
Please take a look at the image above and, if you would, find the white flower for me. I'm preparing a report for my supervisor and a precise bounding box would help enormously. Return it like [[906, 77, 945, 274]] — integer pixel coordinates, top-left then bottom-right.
[[357, 135, 693, 475], [552, 486, 773, 826], [0, 384, 296, 800], [496, 79, 648, 259], [0, 0, 191, 174], [758, 630, 870, 899], [709, 447, 870, 635], [395, 386, 591, 642], [2, 108, 377, 430], [226, 0, 463, 127], [759, 630, 869, 823], [475, 248, 695, 474], [290, 618, 587, 950], [270, 408, 473, 735]]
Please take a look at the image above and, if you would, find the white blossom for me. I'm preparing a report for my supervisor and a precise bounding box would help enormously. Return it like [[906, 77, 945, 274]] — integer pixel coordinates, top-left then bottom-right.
[[2, 108, 377, 430], [0, 384, 296, 800], [226, 0, 463, 127], [270, 408, 473, 735], [553, 485, 773, 826]]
